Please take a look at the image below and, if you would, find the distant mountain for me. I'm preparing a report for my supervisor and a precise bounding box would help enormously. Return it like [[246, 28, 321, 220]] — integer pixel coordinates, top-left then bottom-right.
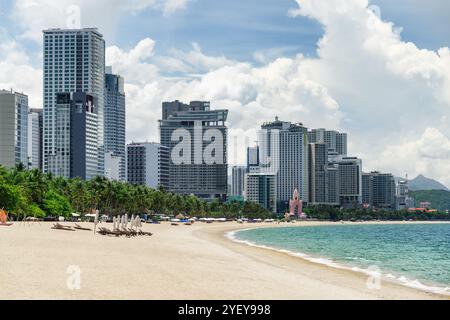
[[408, 175, 449, 191], [395, 175, 448, 191], [410, 190, 450, 211]]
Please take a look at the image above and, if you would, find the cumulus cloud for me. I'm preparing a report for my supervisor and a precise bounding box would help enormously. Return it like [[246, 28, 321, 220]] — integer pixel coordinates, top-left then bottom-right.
[[378, 128, 450, 185], [106, 40, 341, 160], [0, 40, 42, 107]]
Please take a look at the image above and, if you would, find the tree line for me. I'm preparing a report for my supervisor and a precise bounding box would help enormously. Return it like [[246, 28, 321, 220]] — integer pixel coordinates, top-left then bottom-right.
[[304, 205, 450, 221], [0, 165, 272, 220], [2, 165, 449, 222]]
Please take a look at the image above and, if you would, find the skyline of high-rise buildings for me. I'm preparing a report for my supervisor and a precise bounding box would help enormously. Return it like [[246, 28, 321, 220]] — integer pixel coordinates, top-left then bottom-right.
[[0, 26, 423, 213]]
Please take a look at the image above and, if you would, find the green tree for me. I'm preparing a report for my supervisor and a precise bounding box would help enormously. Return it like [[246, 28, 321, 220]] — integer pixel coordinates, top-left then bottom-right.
[[43, 190, 73, 217]]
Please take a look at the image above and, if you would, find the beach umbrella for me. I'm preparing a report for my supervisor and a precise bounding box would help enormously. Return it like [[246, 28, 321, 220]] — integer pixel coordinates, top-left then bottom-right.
[[113, 217, 117, 231], [122, 215, 127, 230], [131, 215, 135, 230], [94, 209, 99, 234], [137, 216, 142, 228], [135, 216, 140, 228], [134, 216, 140, 228]]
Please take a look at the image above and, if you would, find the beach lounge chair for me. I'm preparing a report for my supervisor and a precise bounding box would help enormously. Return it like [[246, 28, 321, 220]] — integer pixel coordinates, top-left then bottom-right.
[[52, 223, 75, 231], [138, 230, 153, 237], [74, 224, 92, 231]]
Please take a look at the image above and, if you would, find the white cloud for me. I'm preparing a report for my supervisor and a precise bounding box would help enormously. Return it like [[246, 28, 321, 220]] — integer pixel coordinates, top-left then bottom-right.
[[163, 0, 189, 15], [0, 40, 42, 108], [11, 0, 189, 42], [378, 128, 450, 185]]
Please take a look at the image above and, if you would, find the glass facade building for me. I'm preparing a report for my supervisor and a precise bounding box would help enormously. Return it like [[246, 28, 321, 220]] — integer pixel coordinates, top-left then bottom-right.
[[105, 67, 126, 181], [43, 28, 105, 178]]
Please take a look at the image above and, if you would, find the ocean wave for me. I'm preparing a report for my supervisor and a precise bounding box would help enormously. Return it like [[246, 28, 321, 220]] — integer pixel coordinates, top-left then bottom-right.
[[226, 229, 450, 297]]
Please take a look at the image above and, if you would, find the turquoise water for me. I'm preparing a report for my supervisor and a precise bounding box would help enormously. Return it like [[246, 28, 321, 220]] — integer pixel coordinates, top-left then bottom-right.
[[234, 224, 450, 292]]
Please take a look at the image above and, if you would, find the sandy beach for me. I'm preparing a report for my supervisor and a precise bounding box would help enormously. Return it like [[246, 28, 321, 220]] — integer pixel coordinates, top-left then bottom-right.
[[0, 221, 448, 300]]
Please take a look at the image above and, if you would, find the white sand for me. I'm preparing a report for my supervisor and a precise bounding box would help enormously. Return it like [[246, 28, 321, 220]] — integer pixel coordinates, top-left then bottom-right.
[[0, 221, 448, 300]]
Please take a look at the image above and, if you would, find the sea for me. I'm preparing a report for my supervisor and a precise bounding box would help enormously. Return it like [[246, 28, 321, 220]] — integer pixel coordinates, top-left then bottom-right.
[[229, 223, 450, 295]]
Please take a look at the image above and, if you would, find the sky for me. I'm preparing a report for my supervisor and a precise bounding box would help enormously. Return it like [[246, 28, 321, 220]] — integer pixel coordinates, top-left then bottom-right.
[[1, 0, 450, 186]]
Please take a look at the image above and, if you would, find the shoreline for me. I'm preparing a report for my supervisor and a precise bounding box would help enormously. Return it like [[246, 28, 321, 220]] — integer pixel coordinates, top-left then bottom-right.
[[223, 222, 450, 297], [1, 220, 449, 300], [195, 220, 450, 300]]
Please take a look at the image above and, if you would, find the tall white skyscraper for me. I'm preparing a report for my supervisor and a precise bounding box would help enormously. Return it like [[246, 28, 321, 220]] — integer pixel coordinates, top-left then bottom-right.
[[259, 117, 309, 212], [0, 90, 28, 168], [28, 108, 43, 170], [43, 28, 105, 178], [105, 66, 126, 181], [309, 128, 348, 156]]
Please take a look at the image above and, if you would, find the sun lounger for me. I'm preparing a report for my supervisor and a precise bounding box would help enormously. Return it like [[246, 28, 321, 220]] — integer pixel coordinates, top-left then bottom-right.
[[138, 230, 153, 237], [74, 224, 92, 231], [52, 223, 75, 231]]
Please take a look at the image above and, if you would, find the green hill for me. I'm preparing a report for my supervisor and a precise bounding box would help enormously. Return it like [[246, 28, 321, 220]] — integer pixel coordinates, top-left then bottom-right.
[[410, 190, 450, 211]]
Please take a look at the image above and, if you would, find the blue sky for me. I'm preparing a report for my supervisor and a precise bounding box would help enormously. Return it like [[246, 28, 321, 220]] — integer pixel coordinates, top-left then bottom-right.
[[2, 0, 450, 63], [115, 0, 450, 62]]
